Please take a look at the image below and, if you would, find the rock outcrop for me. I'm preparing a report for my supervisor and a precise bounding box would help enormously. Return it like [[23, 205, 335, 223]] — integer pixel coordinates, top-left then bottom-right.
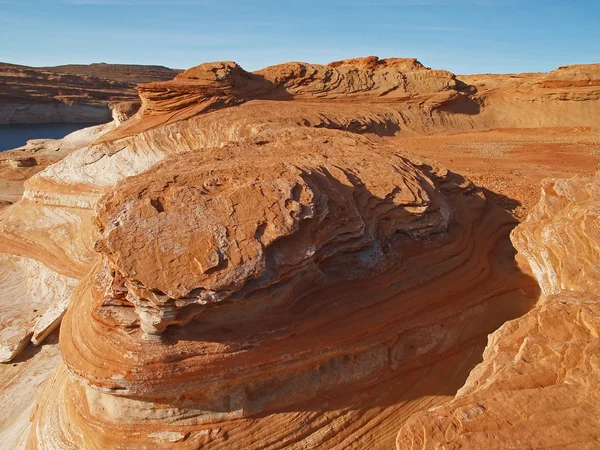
[[28, 128, 537, 449], [104, 57, 457, 141], [397, 173, 600, 449], [103, 58, 600, 144]]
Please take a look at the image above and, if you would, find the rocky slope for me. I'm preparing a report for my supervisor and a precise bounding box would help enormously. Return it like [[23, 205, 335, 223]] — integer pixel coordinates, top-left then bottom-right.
[[28, 128, 538, 449], [397, 173, 600, 449], [0, 56, 597, 449], [0, 101, 142, 362], [0, 62, 178, 123]]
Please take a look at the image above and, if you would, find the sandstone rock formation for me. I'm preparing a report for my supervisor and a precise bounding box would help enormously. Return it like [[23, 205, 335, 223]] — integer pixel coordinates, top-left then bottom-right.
[[0, 56, 597, 449], [512, 175, 600, 296], [0, 102, 141, 362], [28, 128, 538, 449], [102, 57, 456, 141], [99, 57, 600, 146], [397, 174, 600, 449]]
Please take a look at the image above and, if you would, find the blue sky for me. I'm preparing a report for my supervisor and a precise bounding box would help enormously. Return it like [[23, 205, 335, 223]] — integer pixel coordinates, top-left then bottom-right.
[[0, 0, 598, 74]]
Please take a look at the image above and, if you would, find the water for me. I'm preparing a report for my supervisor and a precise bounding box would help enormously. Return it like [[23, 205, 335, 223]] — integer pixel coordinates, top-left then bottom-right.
[[0, 122, 106, 151]]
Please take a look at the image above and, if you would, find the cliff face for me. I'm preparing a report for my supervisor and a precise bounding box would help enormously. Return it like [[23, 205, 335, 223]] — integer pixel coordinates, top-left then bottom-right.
[[0, 62, 178, 123], [0, 56, 597, 449], [397, 174, 600, 449]]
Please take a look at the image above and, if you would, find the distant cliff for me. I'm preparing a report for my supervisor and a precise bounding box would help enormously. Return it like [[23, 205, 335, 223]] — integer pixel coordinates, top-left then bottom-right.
[[0, 62, 180, 124]]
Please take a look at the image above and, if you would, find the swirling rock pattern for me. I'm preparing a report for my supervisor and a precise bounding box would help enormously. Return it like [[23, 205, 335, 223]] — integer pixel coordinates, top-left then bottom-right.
[[0, 57, 596, 448], [397, 174, 600, 449], [93, 132, 452, 336], [27, 128, 537, 449], [511, 175, 600, 296]]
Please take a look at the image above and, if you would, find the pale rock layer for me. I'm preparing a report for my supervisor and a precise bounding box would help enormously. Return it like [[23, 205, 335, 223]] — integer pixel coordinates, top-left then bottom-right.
[[0, 334, 61, 450], [0, 103, 138, 362]]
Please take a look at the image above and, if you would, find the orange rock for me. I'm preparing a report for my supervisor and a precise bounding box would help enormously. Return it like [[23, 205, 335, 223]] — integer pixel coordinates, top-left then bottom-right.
[[103, 57, 457, 141], [397, 174, 600, 450], [27, 127, 538, 449], [0, 57, 596, 449]]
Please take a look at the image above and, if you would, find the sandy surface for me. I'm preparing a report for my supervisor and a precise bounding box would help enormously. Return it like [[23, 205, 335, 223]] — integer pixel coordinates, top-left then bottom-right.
[[391, 127, 600, 219]]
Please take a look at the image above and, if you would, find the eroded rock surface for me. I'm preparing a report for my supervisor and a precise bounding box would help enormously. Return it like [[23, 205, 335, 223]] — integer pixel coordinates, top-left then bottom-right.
[[0, 56, 596, 449], [29, 128, 537, 449], [397, 173, 600, 450], [512, 175, 600, 296], [94, 131, 455, 336]]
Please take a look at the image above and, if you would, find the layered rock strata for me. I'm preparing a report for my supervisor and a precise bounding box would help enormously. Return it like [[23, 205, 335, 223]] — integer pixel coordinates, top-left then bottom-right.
[[397, 173, 600, 449], [27, 128, 537, 449], [0, 56, 595, 448], [0, 62, 176, 123], [104, 58, 600, 143], [0, 103, 139, 361], [104, 57, 458, 141]]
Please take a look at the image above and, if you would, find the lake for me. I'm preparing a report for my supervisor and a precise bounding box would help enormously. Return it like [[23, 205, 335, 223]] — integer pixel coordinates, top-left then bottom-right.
[[0, 122, 106, 151]]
